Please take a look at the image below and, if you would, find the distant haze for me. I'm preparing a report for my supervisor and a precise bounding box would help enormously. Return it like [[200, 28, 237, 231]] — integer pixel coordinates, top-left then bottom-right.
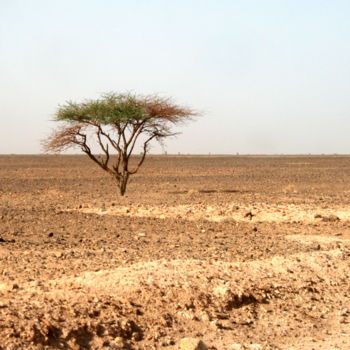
[[1, 0, 350, 154]]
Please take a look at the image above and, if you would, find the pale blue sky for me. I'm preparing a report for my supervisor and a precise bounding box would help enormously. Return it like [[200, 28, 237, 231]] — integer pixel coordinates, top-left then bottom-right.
[[1, 0, 350, 154]]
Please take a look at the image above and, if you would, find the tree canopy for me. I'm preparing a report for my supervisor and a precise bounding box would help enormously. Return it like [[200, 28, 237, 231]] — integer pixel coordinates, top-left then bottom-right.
[[43, 92, 198, 195]]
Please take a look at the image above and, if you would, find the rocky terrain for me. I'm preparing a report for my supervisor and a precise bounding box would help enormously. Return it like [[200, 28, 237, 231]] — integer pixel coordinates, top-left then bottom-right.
[[0, 155, 350, 349]]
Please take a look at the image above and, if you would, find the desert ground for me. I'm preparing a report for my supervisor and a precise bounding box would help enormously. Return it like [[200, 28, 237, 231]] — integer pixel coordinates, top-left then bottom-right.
[[0, 155, 350, 350]]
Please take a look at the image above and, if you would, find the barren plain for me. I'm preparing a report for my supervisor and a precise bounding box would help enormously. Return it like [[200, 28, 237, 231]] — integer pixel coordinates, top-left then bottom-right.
[[0, 155, 350, 350]]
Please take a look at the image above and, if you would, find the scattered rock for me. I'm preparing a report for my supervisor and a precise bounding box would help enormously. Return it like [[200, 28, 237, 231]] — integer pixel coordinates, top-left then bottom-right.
[[322, 214, 340, 222], [340, 307, 350, 316], [0, 238, 15, 243], [215, 319, 234, 330], [244, 211, 255, 220], [179, 338, 208, 350], [110, 336, 129, 349], [162, 336, 175, 346], [120, 319, 143, 340], [314, 213, 340, 222], [230, 345, 244, 350], [67, 339, 81, 350], [52, 251, 63, 258], [212, 285, 230, 297]]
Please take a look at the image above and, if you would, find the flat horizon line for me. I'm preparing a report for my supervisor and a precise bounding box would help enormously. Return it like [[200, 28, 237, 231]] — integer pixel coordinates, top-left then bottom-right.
[[1, 153, 350, 157]]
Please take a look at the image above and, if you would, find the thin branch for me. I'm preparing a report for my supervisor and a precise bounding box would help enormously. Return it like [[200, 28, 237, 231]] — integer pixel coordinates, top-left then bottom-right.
[[127, 122, 145, 159], [128, 134, 157, 175], [96, 127, 110, 168]]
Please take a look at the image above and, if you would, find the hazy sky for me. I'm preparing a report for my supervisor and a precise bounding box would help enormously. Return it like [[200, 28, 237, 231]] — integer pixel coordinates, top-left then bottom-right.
[[1, 0, 350, 154]]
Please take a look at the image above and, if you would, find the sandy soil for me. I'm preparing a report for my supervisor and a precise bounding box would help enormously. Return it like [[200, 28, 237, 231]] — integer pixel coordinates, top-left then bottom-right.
[[0, 155, 350, 350]]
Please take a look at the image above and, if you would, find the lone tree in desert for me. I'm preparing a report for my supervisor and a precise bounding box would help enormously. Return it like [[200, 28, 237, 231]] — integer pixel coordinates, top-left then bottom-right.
[[43, 92, 197, 196]]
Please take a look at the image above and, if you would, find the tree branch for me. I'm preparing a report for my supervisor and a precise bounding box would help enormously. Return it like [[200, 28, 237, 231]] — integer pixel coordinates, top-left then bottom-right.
[[128, 134, 157, 175]]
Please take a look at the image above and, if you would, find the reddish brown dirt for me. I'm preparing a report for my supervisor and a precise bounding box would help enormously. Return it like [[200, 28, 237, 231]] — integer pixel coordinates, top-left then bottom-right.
[[0, 155, 350, 350]]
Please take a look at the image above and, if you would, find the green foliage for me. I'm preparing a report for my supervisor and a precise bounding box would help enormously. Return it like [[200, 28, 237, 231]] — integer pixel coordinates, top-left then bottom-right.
[[56, 93, 149, 125]]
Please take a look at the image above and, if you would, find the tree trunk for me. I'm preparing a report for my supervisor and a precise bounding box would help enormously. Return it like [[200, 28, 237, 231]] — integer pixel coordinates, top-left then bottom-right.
[[119, 175, 128, 196]]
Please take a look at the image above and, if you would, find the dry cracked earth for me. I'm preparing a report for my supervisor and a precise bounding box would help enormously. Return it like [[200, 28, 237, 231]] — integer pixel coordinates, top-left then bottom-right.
[[0, 155, 350, 350]]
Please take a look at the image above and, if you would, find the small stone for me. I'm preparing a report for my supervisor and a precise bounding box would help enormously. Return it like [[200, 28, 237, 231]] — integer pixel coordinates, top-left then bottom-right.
[[215, 319, 234, 330], [67, 340, 80, 350], [48, 232, 54, 237], [162, 336, 175, 346], [230, 345, 244, 350], [0, 238, 15, 243], [53, 251, 63, 258], [247, 345, 263, 350], [112, 336, 126, 348], [244, 211, 255, 220], [213, 285, 229, 297], [199, 311, 210, 321], [322, 214, 340, 222], [340, 307, 349, 316], [179, 338, 208, 350]]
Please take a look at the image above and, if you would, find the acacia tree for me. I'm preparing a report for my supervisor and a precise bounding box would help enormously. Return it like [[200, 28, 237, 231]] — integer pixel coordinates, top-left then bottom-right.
[[43, 92, 197, 196]]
